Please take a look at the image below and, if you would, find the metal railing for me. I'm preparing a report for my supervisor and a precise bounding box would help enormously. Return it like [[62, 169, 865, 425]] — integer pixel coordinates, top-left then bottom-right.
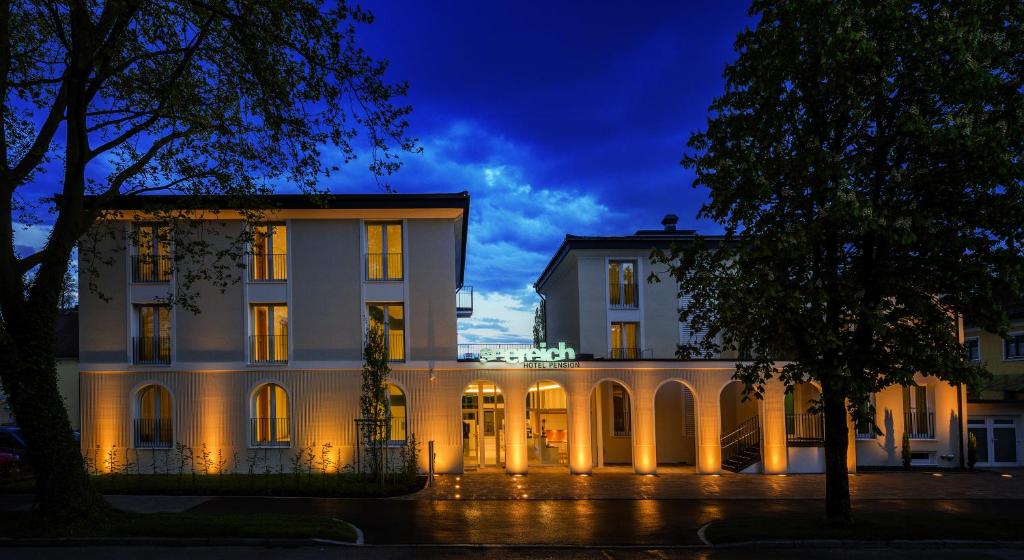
[[609, 282, 639, 308], [133, 336, 171, 365], [904, 409, 935, 439], [609, 347, 652, 360], [250, 417, 290, 447], [132, 254, 172, 282], [134, 418, 173, 448], [248, 253, 288, 281], [721, 415, 760, 464], [456, 286, 474, 318], [386, 331, 405, 362], [250, 334, 288, 364], [366, 252, 403, 281], [457, 342, 534, 360], [786, 412, 825, 446]]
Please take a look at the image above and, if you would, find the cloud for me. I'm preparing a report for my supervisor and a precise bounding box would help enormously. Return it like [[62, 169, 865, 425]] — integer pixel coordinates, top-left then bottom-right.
[[13, 223, 52, 255], [458, 288, 538, 344]]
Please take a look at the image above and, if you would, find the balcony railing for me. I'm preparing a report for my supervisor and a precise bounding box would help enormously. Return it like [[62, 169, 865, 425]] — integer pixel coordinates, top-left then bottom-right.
[[133, 336, 171, 365], [386, 331, 405, 362], [457, 342, 534, 361], [248, 253, 288, 281], [250, 417, 290, 447], [786, 413, 825, 446], [904, 409, 935, 439], [456, 286, 474, 318], [366, 252, 403, 281], [134, 418, 173, 448], [132, 254, 171, 283], [609, 282, 639, 308], [609, 347, 652, 360], [251, 334, 288, 364]]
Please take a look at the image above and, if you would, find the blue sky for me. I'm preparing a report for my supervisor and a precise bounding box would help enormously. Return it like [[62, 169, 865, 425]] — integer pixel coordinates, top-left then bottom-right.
[[14, 1, 752, 343]]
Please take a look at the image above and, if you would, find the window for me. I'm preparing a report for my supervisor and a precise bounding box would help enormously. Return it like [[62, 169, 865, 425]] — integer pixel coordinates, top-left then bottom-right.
[[608, 260, 638, 308], [134, 304, 171, 364], [964, 336, 981, 362], [133, 224, 171, 282], [1005, 333, 1024, 360], [251, 304, 288, 363], [610, 322, 639, 359], [902, 384, 934, 439], [368, 303, 405, 362], [251, 383, 290, 447], [134, 385, 172, 448], [366, 222, 403, 281], [612, 384, 631, 436], [250, 223, 287, 281], [855, 395, 878, 439], [386, 383, 407, 444]]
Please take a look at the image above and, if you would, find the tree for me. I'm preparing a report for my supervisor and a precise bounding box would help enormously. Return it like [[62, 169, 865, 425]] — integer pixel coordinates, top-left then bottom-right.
[[0, 1, 415, 520], [532, 300, 546, 346], [654, 1, 1024, 524], [359, 313, 391, 483]]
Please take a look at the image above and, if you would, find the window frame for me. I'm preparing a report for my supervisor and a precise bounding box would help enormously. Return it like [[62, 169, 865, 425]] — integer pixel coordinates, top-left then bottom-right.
[[365, 222, 404, 281], [133, 384, 173, 449], [385, 382, 408, 446], [250, 303, 289, 364], [964, 336, 981, 363], [133, 303, 172, 365], [250, 382, 291, 448], [1004, 332, 1024, 361], [367, 302, 406, 362], [249, 223, 288, 282], [610, 321, 640, 359], [132, 223, 172, 283], [611, 384, 632, 437], [607, 259, 639, 308]]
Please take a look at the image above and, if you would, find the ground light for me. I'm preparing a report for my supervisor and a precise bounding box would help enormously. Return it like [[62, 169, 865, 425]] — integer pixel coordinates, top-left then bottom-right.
[[932, 473, 943, 478], [1003, 474, 1013, 478]]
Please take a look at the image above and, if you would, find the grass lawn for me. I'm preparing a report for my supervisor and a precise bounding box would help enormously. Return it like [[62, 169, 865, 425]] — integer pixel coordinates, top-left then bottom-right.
[[0, 472, 424, 498], [0, 511, 357, 541], [705, 502, 1024, 543]]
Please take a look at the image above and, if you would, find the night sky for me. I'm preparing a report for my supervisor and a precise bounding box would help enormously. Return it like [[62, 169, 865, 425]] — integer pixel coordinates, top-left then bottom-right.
[[14, 1, 753, 344]]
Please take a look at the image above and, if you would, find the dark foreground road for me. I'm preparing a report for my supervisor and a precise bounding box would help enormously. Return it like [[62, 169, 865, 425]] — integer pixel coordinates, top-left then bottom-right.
[[188, 497, 1024, 546], [3, 545, 1024, 560]]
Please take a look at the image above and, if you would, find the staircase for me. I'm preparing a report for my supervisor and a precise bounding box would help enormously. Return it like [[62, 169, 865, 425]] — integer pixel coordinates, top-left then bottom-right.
[[721, 416, 761, 473]]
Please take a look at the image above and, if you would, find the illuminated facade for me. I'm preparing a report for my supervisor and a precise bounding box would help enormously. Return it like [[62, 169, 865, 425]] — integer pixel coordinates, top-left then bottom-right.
[[78, 197, 966, 474]]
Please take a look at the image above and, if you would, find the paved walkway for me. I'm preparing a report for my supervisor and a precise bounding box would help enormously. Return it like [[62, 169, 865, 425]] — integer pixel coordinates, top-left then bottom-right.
[[409, 468, 1024, 500]]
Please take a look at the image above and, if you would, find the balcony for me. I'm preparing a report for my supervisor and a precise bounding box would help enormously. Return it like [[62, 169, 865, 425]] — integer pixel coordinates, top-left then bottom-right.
[[609, 282, 639, 308], [132, 254, 171, 283], [134, 418, 173, 448], [133, 336, 171, 365], [904, 409, 935, 439], [457, 342, 534, 361], [248, 253, 288, 281], [385, 330, 405, 362], [456, 286, 474, 318], [250, 417, 290, 447], [786, 412, 825, 447], [251, 334, 288, 364], [366, 252, 403, 281]]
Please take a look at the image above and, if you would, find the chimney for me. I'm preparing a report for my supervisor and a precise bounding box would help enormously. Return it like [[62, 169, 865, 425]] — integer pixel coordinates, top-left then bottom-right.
[[661, 214, 679, 231]]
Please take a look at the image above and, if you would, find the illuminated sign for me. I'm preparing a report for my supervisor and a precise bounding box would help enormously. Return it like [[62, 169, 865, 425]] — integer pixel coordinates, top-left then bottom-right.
[[479, 342, 580, 368]]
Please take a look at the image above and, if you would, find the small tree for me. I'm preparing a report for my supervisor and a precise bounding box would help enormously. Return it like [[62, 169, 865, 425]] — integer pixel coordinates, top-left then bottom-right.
[[359, 318, 391, 483], [532, 301, 546, 346], [967, 432, 978, 470]]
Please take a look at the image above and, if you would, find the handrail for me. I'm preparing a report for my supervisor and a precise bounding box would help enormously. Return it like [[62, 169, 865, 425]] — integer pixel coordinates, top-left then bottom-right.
[[721, 415, 760, 464]]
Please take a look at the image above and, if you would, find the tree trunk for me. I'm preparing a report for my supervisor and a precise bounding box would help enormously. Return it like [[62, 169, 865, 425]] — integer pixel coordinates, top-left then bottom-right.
[[822, 388, 852, 525], [0, 306, 106, 521]]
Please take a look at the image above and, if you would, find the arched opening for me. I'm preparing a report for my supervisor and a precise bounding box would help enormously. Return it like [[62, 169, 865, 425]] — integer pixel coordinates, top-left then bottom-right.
[[785, 382, 824, 446], [654, 380, 698, 471], [719, 380, 760, 472], [590, 380, 633, 467], [526, 380, 568, 467], [134, 384, 172, 448], [385, 382, 407, 444], [252, 382, 290, 447], [462, 380, 505, 469]]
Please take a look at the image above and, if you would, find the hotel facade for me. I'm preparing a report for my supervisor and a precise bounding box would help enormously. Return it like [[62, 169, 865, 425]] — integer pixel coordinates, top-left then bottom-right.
[[78, 193, 967, 475]]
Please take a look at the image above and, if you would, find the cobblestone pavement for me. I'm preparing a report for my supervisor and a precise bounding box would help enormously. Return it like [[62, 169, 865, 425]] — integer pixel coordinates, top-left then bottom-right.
[[407, 467, 1024, 500]]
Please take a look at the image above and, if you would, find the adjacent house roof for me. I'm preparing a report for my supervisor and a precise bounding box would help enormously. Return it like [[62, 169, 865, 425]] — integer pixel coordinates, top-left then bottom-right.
[[55, 310, 79, 359], [81, 191, 471, 287], [534, 225, 723, 291]]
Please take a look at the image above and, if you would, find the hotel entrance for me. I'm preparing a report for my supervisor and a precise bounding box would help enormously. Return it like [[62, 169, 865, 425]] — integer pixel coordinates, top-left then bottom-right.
[[526, 380, 569, 466], [462, 381, 505, 468]]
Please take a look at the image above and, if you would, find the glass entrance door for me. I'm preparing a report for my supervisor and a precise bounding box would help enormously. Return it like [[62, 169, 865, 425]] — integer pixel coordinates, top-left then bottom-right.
[[526, 381, 569, 466], [969, 417, 1019, 466], [462, 381, 505, 468]]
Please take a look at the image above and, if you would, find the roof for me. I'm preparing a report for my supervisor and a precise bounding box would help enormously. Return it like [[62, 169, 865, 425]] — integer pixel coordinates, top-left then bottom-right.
[[55, 310, 78, 359], [534, 229, 722, 290], [82, 191, 471, 287]]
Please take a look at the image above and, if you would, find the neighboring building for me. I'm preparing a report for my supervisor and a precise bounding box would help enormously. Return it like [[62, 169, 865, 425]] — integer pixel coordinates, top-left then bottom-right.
[[1, 311, 79, 430], [77, 198, 966, 475], [965, 303, 1024, 467]]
